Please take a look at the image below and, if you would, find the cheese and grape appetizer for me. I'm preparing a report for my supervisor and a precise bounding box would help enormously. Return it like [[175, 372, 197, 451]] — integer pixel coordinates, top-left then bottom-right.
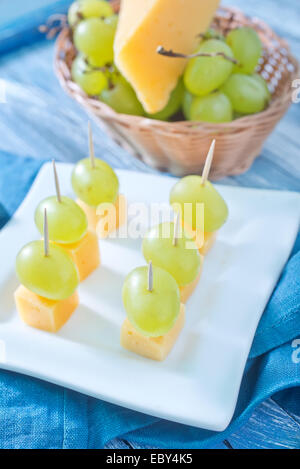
[[72, 122, 126, 238], [142, 216, 203, 303], [121, 262, 185, 361], [35, 161, 99, 282], [170, 140, 228, 255], [15, 210, 79, 332]]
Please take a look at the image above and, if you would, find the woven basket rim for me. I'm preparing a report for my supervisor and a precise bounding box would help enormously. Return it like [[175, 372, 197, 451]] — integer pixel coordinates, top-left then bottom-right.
[[54, 4, 300, 133]]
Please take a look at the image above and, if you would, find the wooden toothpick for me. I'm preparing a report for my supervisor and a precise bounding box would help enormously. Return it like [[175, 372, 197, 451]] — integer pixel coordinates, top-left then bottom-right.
[[88, 121, 95, 169], [148, 261, 153, 292], [201, 139, 216, 185], [44, 208, 49, 257], [173, 211, 180, 247], [52, 159, 61, 203]]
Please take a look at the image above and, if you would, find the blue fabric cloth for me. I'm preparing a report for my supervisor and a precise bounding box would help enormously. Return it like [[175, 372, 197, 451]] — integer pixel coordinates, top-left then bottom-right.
[[0, 1, 72, 56], [0, 151, 299, 449]]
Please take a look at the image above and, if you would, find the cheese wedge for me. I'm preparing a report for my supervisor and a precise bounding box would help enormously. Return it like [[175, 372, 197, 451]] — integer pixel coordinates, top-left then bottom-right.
[[179, 258, 203, 303], [114, 0, 220, 113], [15, 285, 78, 332], [57, 230, 100, 282], [77, 194, 127, 237], [121, 304, 185, 361]]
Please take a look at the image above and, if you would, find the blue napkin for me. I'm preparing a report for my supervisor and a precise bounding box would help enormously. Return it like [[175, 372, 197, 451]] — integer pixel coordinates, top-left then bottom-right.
[[0, 152, 299, 449]]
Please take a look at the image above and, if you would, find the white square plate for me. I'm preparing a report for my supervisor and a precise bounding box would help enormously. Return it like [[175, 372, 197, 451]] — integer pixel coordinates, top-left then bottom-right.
[[0, 163, 299, 431]]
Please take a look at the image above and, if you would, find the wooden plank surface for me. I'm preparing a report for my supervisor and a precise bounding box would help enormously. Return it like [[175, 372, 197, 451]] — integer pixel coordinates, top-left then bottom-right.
[[0, 0, 299, 450]]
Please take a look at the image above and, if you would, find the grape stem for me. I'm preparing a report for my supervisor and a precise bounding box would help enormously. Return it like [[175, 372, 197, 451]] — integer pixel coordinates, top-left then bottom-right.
[[44, 208, 49, 257], [82, 58, 107, 74], [197, 32, 223, 41], [148, 261, 153, 292], [52, 159, 62, 203], [156, 46, 239, 65]]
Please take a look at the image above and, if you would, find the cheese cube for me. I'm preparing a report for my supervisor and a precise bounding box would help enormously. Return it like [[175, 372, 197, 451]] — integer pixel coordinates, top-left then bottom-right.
[[58, 230, 100, 282], [183, 222, 217, 256], [96, 194, 127, 239], [121, 304, 185, 361], [77, 194, 127, 237], [15, 285, 78, 332], [114, 0, 220, 113], [179, 259, 203, 303], [199, 231, 217, 256]]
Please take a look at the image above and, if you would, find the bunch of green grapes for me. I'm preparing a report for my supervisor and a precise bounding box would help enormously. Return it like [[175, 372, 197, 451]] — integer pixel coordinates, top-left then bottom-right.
[[69, 2, 271, 121], [182, 27, 271, 122], [69, 0, 144, 114]]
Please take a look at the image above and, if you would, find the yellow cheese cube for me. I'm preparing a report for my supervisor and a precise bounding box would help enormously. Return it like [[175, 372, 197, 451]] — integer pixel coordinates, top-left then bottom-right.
[[15, 285, 78, 332], [183, 222, 217, 256], [121, 304, 185, 361], [57, 230, 100, 282], [114, 0, 220, 113], [96, 194, 127, 239], [77, 195, 127, 238], [179, 259, 203, 303], [199, 231, 217, 256]]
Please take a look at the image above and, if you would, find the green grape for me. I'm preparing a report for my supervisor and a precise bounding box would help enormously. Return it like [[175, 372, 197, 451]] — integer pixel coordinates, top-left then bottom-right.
[[252, 73, 271, 103], [142, 222, 201, 287], [68, 0, 114, 28], [202, 28, 225, 41], [190, 91, 233, 123], [122, 265, 180, 337], [222, 73, 269, 114], [35, 196, 88, 244], [184, 39, 234, 96], [16, 241, 79, 300], [146, 79, 184, 121], [72, 55, 108, 96], [72, 157, 119, 207], [100, 74, 145, 116], [105, 13, 118, 32], [80, 0, 114, 18], [74, 17, 115, 67], [170, 176, 229, 233], [68, 1, 82, 27], [182, 90, 194, 120], [226, 27, 262, 74]]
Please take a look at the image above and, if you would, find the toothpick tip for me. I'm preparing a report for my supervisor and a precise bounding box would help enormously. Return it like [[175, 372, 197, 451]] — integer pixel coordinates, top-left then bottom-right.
[[52, 158, 61, 202], [201, 139, 216, 185], [148, 261, 153, 292], [173, 211, 180, 246], [44, 208, 49, 257]]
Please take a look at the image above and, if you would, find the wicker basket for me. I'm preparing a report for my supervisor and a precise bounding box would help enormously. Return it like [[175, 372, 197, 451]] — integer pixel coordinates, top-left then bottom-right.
[[55, 1, 299, 179]]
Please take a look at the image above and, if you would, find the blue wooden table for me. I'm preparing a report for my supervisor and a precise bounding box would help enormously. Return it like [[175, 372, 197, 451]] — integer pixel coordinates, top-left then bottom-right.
[[0, 0, 299, 449]]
